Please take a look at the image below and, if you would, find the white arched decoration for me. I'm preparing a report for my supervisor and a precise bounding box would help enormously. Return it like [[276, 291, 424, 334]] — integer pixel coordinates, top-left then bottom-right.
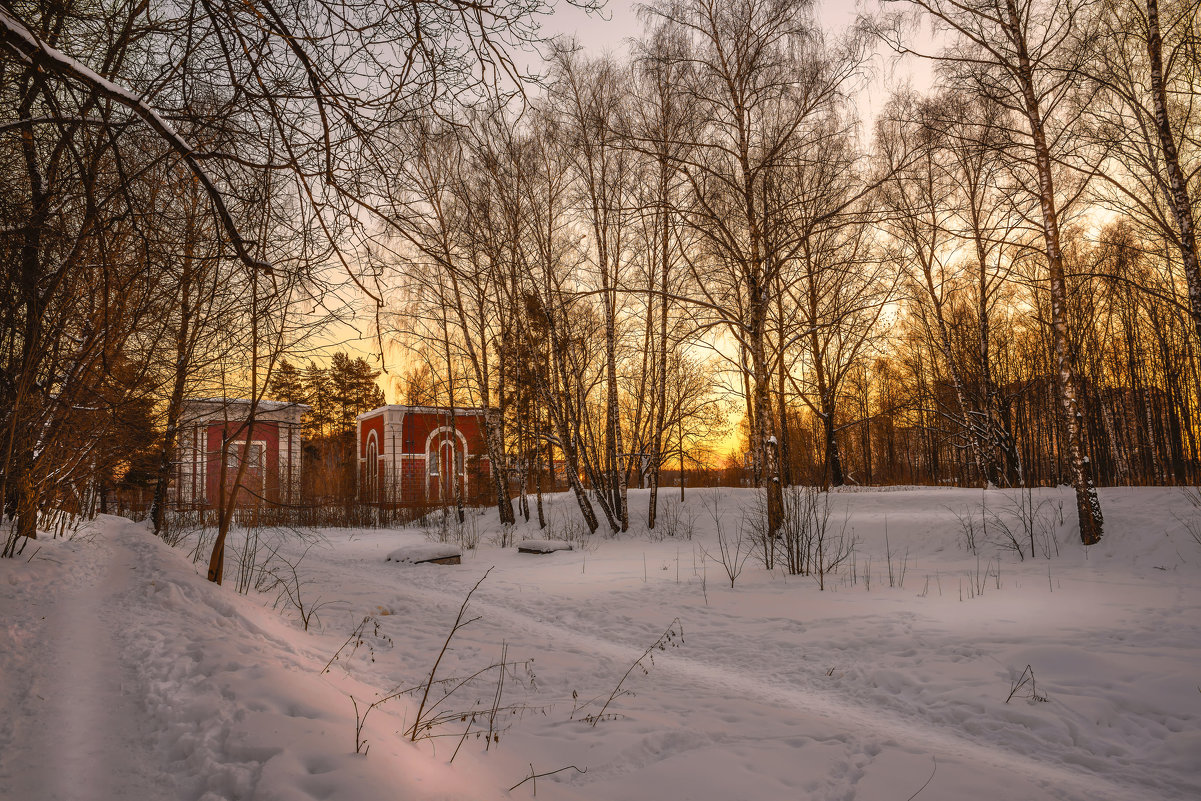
[[364, 429, 380, 501], [424, 425, 469, 501]]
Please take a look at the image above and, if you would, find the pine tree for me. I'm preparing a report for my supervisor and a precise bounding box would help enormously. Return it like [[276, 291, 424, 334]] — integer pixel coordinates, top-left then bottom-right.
[[271, 359, 308, 405], [304, 360, 333, 439], [328, 352, 385, 435]]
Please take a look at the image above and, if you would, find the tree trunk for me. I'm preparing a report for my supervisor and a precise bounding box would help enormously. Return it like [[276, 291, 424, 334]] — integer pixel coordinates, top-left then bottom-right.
[[1005, 0, 1103, 543], [1147, 0, 1201, 347], [151, 228, 196, 537], [605, 316, 628, 531], [750, 302, 783, 536], [648, 196, 671, 528]]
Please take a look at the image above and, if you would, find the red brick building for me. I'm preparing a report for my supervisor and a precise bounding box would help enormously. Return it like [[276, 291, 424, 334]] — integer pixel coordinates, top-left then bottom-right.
[[355, 405, 493, 505], [174, 399, 306, 509]]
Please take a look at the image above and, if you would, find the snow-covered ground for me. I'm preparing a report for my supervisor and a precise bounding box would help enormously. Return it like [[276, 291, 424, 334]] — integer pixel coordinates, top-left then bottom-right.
[[2, 486, 1199, 801]]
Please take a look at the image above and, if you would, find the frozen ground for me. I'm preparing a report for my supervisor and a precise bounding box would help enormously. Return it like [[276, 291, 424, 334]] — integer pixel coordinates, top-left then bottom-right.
[[1, 486, 1199, 801]]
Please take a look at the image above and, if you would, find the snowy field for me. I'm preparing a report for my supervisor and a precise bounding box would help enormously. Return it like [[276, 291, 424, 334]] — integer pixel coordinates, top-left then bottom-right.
[[2, 486, 1199, 801]]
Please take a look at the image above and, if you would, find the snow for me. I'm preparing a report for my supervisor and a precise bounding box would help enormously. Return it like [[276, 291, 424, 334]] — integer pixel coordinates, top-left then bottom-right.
[[187, 398, 310, 412], [515, 539, 574, 553], [386, 543, 463, 563], [2, 486, 1200, 801]]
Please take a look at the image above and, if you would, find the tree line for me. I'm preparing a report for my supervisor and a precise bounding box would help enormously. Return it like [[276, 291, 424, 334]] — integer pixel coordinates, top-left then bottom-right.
[[3, 0, 1200, 563], [387, 0, 1201, 547]]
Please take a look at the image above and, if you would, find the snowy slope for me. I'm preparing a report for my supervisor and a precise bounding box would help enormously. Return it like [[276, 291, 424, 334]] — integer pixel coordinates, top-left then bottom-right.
[[2, 486, 1199, 801], [0, 517, 501, 801]]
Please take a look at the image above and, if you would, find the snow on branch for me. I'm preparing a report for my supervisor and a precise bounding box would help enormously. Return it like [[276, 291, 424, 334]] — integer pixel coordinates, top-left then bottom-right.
[[0, 7, 273, 276]]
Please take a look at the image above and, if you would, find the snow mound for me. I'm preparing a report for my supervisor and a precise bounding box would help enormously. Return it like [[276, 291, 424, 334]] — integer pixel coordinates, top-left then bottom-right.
[[385, 543, 462, 563], [516, 539, 574, 553]]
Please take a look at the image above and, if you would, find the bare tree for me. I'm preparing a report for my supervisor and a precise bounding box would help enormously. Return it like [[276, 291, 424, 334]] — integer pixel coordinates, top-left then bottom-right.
[[779, 123, 894, 488], [628, 25, 705, 528], [877, 92, 1011, 487], [550, 48, 639, 531], [878, 0, 1105, 543], [639, 0, 865, 533], [1088, 0, 1201, 345], [386, 118, 516, 523]]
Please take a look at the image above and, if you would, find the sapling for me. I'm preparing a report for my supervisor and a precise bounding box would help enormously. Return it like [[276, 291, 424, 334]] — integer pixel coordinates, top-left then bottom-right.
[[656, 498, 695, 541], [1005, 664, 1048, 704], [232, 520, 266, 594], [572, 618, 683, 726], [812, 510, 854, 591], [949, 505, 979, 554], [264, 542, 332, 631], [509, 764, 587, 796], [490, 523, 515, 549], [700, 520, 752, 589]]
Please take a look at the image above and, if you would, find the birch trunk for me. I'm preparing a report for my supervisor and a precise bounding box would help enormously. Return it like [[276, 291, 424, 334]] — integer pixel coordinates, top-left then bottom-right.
[[1004, 0, 1103, 544], [1146, 0, 1201, 347]]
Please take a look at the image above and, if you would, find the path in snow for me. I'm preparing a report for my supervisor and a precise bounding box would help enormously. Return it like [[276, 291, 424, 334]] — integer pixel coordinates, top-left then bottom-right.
[[0, 522, 173, 801]]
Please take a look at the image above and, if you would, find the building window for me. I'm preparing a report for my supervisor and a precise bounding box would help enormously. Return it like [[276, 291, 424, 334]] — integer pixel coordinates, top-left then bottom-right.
[[246, 443, 263, 470], [227, 442, 263, 470]]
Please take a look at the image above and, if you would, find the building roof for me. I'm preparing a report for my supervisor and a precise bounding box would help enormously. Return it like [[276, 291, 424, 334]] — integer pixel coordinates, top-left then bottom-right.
[[356, 404, 493, 421], [187, 398, 311, 411], [181, 398, 310, 425]]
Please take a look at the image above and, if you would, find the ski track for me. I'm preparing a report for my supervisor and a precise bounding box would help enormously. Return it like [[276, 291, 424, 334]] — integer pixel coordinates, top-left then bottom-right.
[[339, 554, 1184, 801]]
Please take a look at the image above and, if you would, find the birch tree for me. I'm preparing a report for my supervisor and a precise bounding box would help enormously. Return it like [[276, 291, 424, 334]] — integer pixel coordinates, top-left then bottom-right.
[[640, 0, 862, 534], [880, 0, 1106, 543], [1088, 0, 1201, 345], [628, 27, 701, 527], [550, 49, 637, 531]]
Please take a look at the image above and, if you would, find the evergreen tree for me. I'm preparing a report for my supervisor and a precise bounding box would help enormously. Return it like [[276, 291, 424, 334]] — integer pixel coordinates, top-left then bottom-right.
[[304, 360, 334, 439], [328, 352, 385, 435], [271, 359, 308, 405]]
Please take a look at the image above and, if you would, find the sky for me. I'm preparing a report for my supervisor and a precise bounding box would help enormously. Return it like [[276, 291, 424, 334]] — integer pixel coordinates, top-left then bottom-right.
[[532, 0, 933, 114], [538, 0, 865, 55]]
